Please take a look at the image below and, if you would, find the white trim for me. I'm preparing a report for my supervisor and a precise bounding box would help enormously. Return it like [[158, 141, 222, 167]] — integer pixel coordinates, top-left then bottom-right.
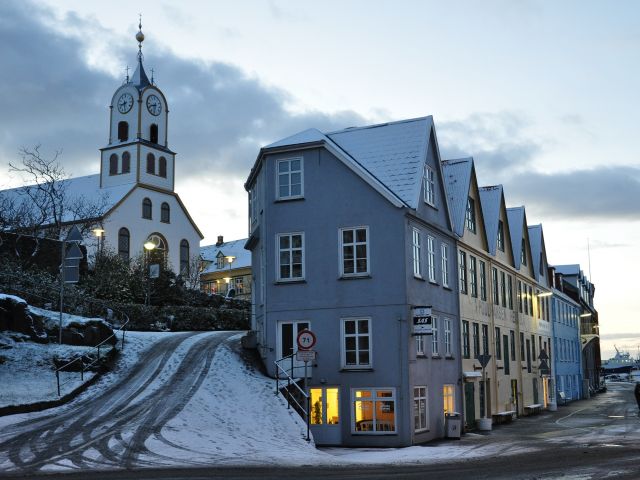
[[423, 164, 436, 206], [351, 387, 397, 435], [413, 386, 429, 432], [441, 243, 449, 287], [275, 157, 304, 201], [341, 317, 372, 369], [339, 226, 370, 277], [427, 235, 436, 282], [412, 227, 422, 278], [275, 232, 305, 282]]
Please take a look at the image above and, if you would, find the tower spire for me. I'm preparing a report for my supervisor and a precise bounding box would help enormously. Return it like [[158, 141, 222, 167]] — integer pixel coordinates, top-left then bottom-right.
[[136, 14, 145, 61], [129, 16, 151, 89]]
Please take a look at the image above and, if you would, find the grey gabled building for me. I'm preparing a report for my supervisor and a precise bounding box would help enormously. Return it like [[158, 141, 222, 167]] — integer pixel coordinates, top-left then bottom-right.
[[244, 117, 461, 447]]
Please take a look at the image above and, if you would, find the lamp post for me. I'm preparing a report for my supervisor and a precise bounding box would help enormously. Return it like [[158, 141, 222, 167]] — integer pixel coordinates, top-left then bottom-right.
[[225, 255, 236, 296], [92, 228, 105, 254], [144, 241, 156, 306]]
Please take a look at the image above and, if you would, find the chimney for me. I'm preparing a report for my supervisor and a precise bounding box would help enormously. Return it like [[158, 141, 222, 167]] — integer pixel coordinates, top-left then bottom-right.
[[216, 235, 224, 246]]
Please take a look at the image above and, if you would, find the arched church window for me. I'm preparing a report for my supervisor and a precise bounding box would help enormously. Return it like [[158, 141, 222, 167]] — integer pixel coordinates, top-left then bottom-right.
[[159, 156, 167, 178], [180, 239, 190, 276], [118, 227, 130, 261], [150, 124, 158, 144], [161, 202, 170, 223], [145, 233, 168, 265], [118, 121, 129, 142], [142, 197, 152, 219], [109, 154, 118, 175], [147, 153, 155, 174], [122, 151, 131, 173]]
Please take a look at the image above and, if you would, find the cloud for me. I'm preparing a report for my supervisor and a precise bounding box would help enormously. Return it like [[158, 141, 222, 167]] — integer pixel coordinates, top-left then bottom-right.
[[506, 166, 640, 221], [0, 1, 364, 186], [436, 111, 543, 181]]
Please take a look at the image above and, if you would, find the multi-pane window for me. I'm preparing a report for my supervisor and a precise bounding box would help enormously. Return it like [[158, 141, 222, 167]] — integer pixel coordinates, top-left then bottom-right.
[[500, 271, 507, 308], [432, 316, 439, 355], [444, 318, 452, 355], [497, 221, 505, 251], [249, 187, 258, 226], [277, 157, 303, 199], [412, 228, 422, 278], [277, 233, 304, 281], [472, 322, 480, 358], [482, 324, 489, 355], [443, 385, 455, 415], [521, 238, 527, 265], [458, 251, 467, 294], [416, 334, 425, 356], [492, 267, 499, 305], [353, 388, 396, 433], [469, 256, 477, 297], [507, 275, 513, 310], [479, 261, 487, 301], [427, 236, 436, 282], [495, 327, 502, 360], [423, 165, 435, 206], [414, 387, 428, 432], [342, 318, 371, 368], [441, 244, 449, 287], [465, 197, 476, 233], [462, 321, 470, 359], [340, 227, 369, 276], [118, 227, 130, 261], [510, 330, 516, 361]]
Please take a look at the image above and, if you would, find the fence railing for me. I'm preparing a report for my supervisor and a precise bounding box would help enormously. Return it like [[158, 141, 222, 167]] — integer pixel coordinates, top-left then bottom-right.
[[274, 353, 310, 441]]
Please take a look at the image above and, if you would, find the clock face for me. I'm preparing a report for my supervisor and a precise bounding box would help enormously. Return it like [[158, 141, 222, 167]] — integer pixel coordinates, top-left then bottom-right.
[[117, 93, 133, 114], [146, 95, 162, 116]]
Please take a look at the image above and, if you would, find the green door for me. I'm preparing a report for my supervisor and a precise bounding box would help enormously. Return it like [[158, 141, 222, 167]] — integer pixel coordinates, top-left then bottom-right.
[[464, 382, 476, 430]]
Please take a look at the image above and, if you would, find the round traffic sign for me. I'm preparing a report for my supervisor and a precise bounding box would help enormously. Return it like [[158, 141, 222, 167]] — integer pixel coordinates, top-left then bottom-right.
[[297, 329, 316, 350]]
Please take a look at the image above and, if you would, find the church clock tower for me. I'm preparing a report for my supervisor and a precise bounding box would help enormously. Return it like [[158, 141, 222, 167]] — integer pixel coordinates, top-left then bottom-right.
[[100, 21, 175, 192]]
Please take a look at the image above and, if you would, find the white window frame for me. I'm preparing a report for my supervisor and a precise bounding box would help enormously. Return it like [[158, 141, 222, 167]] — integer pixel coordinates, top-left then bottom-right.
[[431, 316, 439, 355], [416, 334, 425, 356], [276, 157, 304, 200], [441, 243, 449, 287], [427, 235, 436, 282], [341, 317, 372, 369], [497, 220, 505, 251], [351, 387, 397, 435], [444, 318, 452, 355], [414, 386, 429, 432], [423, 165, 436, 206], [339, 226, 370, 277], [412, 227, 422, 278], [276, 232, 305, 282], [458, 250, 467, 294], [465, 197, 476, 233]]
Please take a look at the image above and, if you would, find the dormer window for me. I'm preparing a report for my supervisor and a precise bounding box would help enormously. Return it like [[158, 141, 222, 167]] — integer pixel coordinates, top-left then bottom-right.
[[150, 124, 158, 144], [147, 153, 155, 174], [497, 221, 505, 251], [216, 252, 225, 269], [118, 121, 129, 142]]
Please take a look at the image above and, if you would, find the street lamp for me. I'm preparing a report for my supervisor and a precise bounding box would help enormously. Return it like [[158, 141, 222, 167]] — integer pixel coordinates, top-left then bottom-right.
[[225, 255, 236, 296], [144, 241, 155, 306]]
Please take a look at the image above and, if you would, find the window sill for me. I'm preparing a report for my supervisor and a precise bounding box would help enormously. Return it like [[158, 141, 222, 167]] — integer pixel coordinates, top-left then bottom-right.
[[431, 354, 441, 359], [274, 196, 305, 203], [414, 275, 425, 281], [340, 367, 373, 372], [445, 354, 455, 360], [339, 274, 371, 280], [428, 280, 439, 286], [143, 217, 152, 221], [160, 220, 170, 224], [416, 354, 427, 358], [414, 428, 430, 434], [274, 279, 306, 285], [443, 286, 453, 291]]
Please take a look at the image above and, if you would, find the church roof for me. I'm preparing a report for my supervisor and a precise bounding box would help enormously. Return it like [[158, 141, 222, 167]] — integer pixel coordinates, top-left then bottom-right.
[[129, 56, 151, 90]]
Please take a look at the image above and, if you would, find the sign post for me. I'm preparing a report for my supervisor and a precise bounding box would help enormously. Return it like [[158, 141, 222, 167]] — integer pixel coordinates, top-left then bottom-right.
[[296, 329, 316, 442], [477, 353, 492, 424]]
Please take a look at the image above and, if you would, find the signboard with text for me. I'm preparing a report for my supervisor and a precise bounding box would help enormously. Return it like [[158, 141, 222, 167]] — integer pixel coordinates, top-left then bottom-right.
[[412, 306, 433, 335]]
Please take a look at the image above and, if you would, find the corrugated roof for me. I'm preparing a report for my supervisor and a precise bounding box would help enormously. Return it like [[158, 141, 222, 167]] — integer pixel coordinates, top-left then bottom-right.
[[200, 238, 251, 274], [507, 207, 525, 269], [479, 185, 503, 255], [441, 158, 473, 237], [326, 117, 432, 208], [0, 174, 135, 225]]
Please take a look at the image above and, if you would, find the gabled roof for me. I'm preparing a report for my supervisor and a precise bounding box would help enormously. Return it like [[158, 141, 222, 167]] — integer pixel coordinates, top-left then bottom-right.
[[200, 238, 251, 274], [248, 117, 444, 211], [478, 185, 503, 255], [507, 207, 525, 269], [441, 158, 473, 237], [0, 174, 135, 226]]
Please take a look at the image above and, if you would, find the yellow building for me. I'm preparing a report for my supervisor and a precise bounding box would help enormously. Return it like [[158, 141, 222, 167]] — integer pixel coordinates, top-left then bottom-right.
[[200, 236, 252, 301]]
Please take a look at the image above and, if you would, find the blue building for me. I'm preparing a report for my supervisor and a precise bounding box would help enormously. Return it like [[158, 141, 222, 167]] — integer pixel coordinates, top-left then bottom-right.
[[244, 117, 462, 446]]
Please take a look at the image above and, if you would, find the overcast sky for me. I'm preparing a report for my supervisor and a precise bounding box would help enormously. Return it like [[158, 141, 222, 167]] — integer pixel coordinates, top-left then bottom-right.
[[0, 0, 638, 358]]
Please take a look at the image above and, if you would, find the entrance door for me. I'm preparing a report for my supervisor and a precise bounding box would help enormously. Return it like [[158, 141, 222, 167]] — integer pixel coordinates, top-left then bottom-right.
[[277, 321, 310, 378], [464, 383, 476, 430], [310, 387, 341, 445]]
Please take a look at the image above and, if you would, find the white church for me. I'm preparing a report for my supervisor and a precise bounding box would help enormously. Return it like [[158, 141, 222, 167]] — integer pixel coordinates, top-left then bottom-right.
[[2, 23, 203, 273]]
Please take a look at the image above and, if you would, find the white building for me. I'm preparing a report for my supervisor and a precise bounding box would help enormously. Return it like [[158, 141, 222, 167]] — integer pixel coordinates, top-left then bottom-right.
[[1, 23, 203, 272]]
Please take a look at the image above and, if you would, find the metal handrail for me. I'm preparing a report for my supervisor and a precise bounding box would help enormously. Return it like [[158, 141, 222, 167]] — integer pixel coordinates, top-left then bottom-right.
[[274, 353, 310, 441]]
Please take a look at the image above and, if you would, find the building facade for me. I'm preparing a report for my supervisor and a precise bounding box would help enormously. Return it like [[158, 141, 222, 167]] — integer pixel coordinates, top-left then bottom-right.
[[245, 117, 462, 446], [201, 236, 252, 300]]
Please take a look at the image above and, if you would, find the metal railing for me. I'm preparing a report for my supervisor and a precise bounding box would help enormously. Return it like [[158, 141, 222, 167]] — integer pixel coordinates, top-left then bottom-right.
[[274, 353, 310, 441]]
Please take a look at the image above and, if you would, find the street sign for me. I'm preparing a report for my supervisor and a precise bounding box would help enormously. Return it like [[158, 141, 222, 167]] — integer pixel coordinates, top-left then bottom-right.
[[65, 225, 83, 243], [538, 349, 549, 361], [149, 264, 160, 279], [297, 329, 316, 350], [296, 350, 316, 362], [412, 306, 433, 335], [538, 359, 550, 375], [477, 354, 492, 368]]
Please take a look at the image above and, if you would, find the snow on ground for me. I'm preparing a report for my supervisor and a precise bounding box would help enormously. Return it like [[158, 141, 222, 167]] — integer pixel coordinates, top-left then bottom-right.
[[28, 305, 110, 330]]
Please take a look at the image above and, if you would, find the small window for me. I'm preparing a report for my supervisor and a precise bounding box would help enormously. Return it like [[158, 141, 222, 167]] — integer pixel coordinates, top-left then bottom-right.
[[462, 321, 470, 359], [458, 250, 467, 294], [497, 220, 505, 251], [500, 271, 507, 308], [427, 236, 436, 282], [150, 123, 159, 144], [479, 260, 487, 301], [423, 165, 436, 206], [118, 227, 130, 261], [414, 386, 428, 432], [472, 322, 480, 358], [142, 197, 152, 219], [495, 327, 502, 360], [277, 232, 304, 281], [415, 334, 425, 356], [159, 156, 167, 178], [465, 197, 476, 233], [482, 324, 489, 355], [412, 227, 422, 278], [277, 157, 303, 199], [492, 267, 499, 305], [118, 121, 129, 142], [507, 275, 513, 310], [432, 316, 439, 355], [441, 244, 449, 287], [340, 227, 369, 277], [122, 151, 130, 173], [180, 239, 189, 275], [109, 154, 118, 175], [161, 202, 170, 223], [444, 318, 452, 355], [469, 256, 477, 298], [510, 330, 516, 361], [342, 318, 371, 368], [147, 153, 155, 174]]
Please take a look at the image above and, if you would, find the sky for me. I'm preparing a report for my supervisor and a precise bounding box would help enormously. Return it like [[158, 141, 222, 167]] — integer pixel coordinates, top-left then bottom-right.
[[0, 0, 638, 359]]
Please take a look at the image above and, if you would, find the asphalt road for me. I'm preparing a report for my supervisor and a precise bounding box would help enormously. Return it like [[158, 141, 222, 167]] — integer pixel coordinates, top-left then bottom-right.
[[0, 331, 234, 475]]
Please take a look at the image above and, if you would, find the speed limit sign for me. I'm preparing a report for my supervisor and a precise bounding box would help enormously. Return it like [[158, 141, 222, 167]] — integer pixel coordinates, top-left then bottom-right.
[[297, 329, 316, 350]]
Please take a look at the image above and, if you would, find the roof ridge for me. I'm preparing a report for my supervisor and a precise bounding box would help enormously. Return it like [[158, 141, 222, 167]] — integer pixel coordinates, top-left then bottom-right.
[[325, 115, 432, 135], [442, 157, 472, 165]]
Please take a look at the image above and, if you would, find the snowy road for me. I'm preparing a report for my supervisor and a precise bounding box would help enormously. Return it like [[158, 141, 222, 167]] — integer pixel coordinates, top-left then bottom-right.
[[0, 331, 235, 473]]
